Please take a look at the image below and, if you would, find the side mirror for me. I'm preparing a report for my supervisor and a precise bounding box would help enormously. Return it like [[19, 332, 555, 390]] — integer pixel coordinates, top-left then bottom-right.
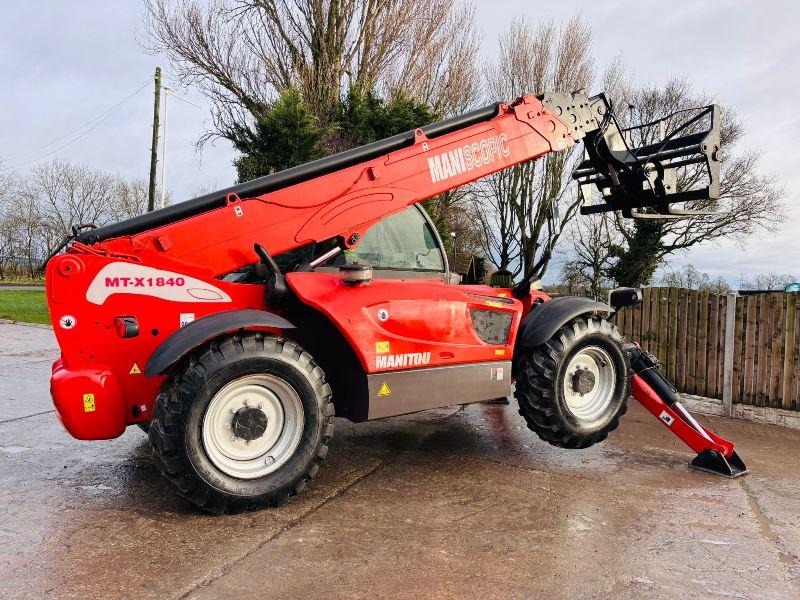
[[609, 287, 643, 310]]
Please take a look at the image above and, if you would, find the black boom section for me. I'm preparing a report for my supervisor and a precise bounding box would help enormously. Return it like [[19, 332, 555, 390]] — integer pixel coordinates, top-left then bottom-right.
[[77, 103, 501, 245]]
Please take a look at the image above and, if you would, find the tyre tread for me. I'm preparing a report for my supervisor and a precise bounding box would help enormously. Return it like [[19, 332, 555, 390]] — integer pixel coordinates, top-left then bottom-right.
[[149, 332, 334, 514], [514, 315, 630, 449]]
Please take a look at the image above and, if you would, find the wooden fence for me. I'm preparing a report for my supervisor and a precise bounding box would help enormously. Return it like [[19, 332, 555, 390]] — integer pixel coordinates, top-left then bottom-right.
[[616, 287, 799, 411]]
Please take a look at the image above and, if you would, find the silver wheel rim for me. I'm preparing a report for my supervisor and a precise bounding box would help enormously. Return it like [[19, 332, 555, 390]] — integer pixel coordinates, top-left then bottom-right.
[[202, 374, 304, 479], [562, 346, 617, 421]]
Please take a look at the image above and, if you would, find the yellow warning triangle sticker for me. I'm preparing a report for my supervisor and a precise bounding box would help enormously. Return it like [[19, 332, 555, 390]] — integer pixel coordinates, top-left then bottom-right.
[[129, 363, 142, 375], [377, 382, 391, 397]]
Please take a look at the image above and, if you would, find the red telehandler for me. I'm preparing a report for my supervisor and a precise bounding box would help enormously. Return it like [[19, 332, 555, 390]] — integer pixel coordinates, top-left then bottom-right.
[[44, 91, 745, 513]]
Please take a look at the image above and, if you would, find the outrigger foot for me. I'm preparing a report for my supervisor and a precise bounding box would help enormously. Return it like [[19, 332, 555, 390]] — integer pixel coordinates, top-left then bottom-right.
[[691, 449, 748, 478]]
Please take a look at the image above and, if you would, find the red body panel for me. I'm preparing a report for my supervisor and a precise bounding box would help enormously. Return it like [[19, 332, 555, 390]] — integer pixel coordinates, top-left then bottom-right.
[[46, 249, 547, 439], [287, 273, 526, 372], [46, 252, 270, 438], [50, 358, 125, 440]]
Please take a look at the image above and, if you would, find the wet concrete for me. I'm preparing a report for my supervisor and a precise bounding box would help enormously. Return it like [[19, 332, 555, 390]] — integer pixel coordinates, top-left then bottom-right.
[[1, 321, 799, 599]]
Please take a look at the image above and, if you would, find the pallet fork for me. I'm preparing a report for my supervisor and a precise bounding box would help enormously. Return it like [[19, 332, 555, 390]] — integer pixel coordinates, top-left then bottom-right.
[[610, 289, 747, 477]]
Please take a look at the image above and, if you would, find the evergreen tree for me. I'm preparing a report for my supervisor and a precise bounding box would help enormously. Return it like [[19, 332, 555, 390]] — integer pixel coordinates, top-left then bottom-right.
[[607, 220, 664, 286], [230, 88, 330, 183]]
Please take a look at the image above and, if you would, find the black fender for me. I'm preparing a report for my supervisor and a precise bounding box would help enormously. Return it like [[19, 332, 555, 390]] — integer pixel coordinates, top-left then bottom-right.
[[517, 296, 613, 349], [145, 309, 294, 377]]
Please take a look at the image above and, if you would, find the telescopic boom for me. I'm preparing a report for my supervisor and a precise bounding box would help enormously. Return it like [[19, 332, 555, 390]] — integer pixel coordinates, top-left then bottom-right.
[[66, 91, 720, 278]]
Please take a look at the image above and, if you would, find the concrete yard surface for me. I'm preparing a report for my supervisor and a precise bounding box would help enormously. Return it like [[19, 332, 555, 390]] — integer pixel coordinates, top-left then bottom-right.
[[1, 322, 799, 599]]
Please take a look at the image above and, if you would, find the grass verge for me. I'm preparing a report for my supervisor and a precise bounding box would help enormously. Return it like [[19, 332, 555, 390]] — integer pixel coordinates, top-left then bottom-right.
[[0, 290, 50, 324]]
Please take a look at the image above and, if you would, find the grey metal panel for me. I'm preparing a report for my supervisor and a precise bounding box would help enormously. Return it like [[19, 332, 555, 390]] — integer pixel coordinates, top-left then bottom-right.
[[315, 266, 445, 280], [367, 361, 512, 420]]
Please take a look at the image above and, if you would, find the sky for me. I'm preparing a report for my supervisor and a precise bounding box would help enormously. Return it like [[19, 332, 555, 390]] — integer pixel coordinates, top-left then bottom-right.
[[1, 0, 798, 286]]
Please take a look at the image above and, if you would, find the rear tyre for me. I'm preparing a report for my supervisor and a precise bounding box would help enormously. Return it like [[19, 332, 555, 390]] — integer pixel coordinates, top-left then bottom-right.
[[149, 332, 334, 513], [514, 315, 630, 449]]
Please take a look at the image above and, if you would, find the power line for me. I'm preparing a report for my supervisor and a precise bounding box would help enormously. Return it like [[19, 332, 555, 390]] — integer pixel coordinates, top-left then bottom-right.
[[6, 78, 150, 161], [5, 79, 150, 169]]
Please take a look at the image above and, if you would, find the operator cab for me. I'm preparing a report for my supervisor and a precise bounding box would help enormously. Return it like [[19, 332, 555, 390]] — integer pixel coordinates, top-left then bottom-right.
[[250, 205, 451, 281], [317, 205, 450, 280], [222, 205, 454, 286]]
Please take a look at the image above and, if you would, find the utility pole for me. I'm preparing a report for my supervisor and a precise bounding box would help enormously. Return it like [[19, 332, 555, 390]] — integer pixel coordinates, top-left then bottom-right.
[[147, 67, 162, 212], [160, 88, 169, 209]]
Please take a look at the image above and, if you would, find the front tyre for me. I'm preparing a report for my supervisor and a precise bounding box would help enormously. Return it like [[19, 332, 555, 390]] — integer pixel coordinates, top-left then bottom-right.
[[149, 333, 334, 513], [514, 315, 630, 449]]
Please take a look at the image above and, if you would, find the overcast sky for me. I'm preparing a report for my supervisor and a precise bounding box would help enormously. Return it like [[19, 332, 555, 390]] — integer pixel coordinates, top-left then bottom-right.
[[1, 1, 798, 286]]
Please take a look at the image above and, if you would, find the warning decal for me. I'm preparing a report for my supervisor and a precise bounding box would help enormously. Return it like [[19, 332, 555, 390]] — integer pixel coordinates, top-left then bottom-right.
[[129, 363, 142, 375], [83, 393, 96, 413], [377, 382, 392, 397]]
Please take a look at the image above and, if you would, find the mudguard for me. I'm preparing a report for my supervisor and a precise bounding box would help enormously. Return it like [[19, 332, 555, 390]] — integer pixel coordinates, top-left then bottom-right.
[[516, 296, 613, 349], [145, 309, 294, 376]]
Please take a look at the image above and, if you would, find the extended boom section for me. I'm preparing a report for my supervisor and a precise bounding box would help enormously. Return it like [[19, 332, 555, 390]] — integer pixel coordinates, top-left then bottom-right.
[[67, 91, 721, 277], [73, 95, 576, 277]]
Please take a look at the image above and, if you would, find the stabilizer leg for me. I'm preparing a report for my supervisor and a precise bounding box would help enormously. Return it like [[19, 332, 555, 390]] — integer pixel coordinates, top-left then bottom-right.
[[627, 345, 747, 478]]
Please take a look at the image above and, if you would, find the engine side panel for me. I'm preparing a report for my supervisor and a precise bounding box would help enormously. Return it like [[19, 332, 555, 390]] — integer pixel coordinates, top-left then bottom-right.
[[366, 361, 512, 419], [286, 272, 523, 374]]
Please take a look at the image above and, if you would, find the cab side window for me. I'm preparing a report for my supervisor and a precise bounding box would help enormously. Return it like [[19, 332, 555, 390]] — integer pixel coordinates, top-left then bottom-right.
[[330, 207, 444, 272]]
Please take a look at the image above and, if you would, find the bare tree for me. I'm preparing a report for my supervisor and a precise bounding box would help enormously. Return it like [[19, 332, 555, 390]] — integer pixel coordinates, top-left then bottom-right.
[[2, 191, 45, 278], [558, 260, 591, 296], [476, 16, 593, 280], [0, 161, 156, 278], [27, 160, 118, 252], [660, 264, 709, 289], [381, 3, 481, 116], [605, 77, 784, 286], [422, 186, 482, 266], [142, 0, 480, 140], [111, 179, 155, 222], [741, 273, 796, 291], [0, 165, 34, 278], [659, 264, 731, 294], [707, 277, 733, 295], [474, 179, 521, 275], [565, 212, 618, 300]]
